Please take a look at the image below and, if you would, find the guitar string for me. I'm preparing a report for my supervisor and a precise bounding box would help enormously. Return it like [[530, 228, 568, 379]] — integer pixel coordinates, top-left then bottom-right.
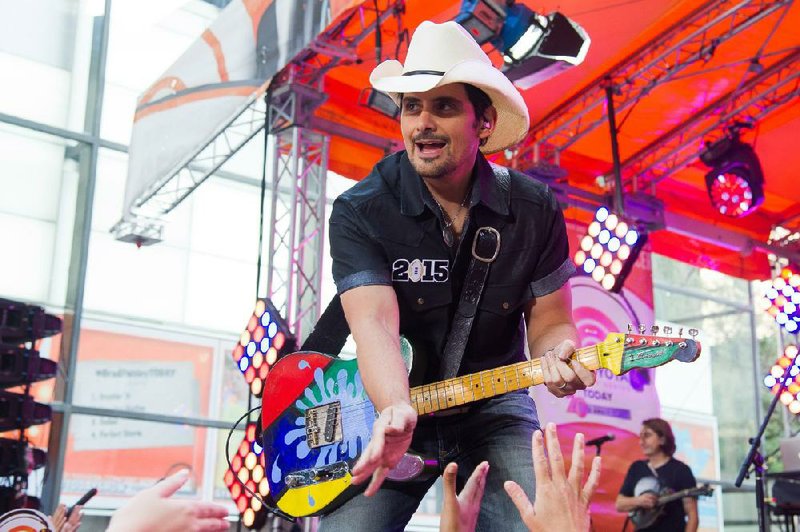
[[294, 346, 617, 420], [330, 346, 609, 417]]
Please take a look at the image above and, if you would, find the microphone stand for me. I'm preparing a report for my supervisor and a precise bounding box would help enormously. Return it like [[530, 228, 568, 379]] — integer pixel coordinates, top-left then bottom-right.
[[591, 440, 611, 457], [735, 362, 794, 532]]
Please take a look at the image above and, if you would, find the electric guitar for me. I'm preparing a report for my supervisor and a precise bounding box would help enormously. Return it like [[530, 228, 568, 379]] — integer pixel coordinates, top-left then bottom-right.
[[630, 480, 713, 530], [261, 332, 701, 517]]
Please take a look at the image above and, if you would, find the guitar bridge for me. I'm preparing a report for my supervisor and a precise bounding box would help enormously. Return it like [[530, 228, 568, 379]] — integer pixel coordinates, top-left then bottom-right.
[[285, 461, 349, 488], [305, 401, 343, 449]]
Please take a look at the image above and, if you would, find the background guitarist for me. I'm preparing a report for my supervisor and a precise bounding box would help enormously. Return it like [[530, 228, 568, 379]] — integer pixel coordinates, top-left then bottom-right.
[[616, 418, 699, 531], [323, 20, 595, 532]]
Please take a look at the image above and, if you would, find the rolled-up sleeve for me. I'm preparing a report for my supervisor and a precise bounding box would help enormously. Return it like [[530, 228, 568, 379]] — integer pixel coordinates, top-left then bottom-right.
[[528, 187, 575, 297], [329, 197, 392, 294]]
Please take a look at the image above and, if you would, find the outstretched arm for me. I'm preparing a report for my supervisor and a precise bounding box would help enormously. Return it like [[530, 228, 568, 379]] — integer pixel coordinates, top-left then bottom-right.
[[342, 285, 417, 496]]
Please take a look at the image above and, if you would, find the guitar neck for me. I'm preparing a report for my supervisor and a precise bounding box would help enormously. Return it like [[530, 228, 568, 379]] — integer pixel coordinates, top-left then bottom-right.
[[657, 488, 706, 506], [409, 344, 603, 415]]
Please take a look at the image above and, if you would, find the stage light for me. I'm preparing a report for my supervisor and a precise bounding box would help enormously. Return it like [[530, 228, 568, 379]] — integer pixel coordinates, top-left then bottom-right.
[[765, 344, 800, 415], [0, 299, 61, 344], [763, 266, 800, 334], [700, 134, 764, 217], [454, 0, 507, 45], [233, 299, 297, 398], [454, 1, 590, 89], [0, 346, 57, 387], [225, 422, 268, 530], [0, 391, 52, 432], [0, 298, 58, 515], [362, 89, 400, 120], [500, 9, 590, 89], [573, 206, 646, 293]]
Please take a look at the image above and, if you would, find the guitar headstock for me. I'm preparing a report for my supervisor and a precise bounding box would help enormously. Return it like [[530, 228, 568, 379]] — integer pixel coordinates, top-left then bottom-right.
[[596, 325, 701, 375]]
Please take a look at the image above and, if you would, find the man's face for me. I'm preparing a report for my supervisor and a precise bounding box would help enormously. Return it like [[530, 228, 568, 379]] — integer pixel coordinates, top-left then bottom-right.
[[399, 84, 489, 181]]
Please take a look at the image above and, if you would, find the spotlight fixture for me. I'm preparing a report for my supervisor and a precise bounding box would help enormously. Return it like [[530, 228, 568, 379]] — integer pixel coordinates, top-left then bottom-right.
[[0, 346, 57, 387], [454, 1, 590, 90], [500, 8, 590, 89], [454, 0, 507, 45], [763, 344, 800, 414], [232, 299, 297, 397], [225, 422, 269, 530], [700, 133, 765, 217], [574, 206, 646, 293], [361, 88, 400, 120], [761, 266, 800, 334], [0, 299, 61, 344]]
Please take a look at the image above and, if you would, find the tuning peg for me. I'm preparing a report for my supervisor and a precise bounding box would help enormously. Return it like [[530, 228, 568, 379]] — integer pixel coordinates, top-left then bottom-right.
[[627, 324, 633, 333], [678, 327, 684, 337], [663, 326, 673, 335], [688, 328, 698, 339], [651, 325, 660, 335], [639, 324, 646, 334]]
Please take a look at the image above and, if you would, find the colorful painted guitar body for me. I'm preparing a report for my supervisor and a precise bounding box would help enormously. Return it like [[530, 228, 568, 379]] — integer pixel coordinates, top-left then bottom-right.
[[261, 332, 701, 517]]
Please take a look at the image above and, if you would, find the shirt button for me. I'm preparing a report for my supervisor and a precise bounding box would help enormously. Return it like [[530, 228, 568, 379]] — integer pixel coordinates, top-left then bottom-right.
[[417, 298, 425, 305], [502, 302, 510, 310]]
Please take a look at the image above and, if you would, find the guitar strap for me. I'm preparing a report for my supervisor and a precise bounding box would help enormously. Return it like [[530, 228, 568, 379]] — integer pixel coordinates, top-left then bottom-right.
[[440, 165, 508, 379]]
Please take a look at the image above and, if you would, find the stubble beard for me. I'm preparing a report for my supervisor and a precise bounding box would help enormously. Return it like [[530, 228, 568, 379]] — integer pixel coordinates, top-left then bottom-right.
[[410, 155, 457, 180]]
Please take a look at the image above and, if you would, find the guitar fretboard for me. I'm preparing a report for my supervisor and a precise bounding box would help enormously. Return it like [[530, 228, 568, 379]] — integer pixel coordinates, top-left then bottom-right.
[[409, 345, 603, 415]]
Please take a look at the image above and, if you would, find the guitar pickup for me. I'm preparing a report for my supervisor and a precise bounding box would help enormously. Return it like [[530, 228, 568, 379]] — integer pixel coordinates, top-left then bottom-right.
[[285, 461, 349, 487], [305, 401, 343, 449]]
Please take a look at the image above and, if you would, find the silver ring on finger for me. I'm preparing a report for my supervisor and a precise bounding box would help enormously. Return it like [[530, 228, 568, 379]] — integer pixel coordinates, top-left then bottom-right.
[[557, 382, 567, 390]]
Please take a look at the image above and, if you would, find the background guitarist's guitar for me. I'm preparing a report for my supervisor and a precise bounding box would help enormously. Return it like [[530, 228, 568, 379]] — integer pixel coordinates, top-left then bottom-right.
[[630, 477, 713, 530], [261, 332, 701, 517]]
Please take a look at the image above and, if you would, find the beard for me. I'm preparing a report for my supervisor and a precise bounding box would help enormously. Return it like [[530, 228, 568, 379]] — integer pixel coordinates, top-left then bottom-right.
[[408, 154, 458, 179]]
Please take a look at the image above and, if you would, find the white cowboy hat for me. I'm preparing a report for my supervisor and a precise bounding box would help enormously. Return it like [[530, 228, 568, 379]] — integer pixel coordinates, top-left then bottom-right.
[[369, 20, 530, 154]]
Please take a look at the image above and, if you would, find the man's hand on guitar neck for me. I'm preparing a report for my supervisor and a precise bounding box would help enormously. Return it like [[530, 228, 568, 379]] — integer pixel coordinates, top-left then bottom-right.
[[540, 339, 596, 398], [351, 402, 417, 496]]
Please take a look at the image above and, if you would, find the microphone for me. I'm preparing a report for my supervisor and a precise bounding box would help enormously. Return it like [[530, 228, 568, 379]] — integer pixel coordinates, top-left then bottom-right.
[[586, 434, 615, 446]]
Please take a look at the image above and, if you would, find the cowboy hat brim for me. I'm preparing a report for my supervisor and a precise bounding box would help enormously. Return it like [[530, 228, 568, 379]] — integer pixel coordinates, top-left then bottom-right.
[[370, 59, 530, 153]]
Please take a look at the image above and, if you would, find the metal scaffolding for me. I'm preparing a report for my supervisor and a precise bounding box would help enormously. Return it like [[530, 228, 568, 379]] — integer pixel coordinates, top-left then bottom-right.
[[265, 78, 328, 343], [622, 49, 800, 191], [514, 0, 792, 169], [111, 1, 404, 246]]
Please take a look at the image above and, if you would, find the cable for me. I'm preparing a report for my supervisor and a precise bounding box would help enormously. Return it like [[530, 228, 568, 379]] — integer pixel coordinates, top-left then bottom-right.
[[373, 0, 382, 64], [255, 89, 272, 300], [224, 406, 294, 523]]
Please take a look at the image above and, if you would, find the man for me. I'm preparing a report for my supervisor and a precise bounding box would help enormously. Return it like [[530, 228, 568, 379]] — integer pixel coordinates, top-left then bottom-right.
[[323, 20, 595, 531], [616, 418, 699, 532]]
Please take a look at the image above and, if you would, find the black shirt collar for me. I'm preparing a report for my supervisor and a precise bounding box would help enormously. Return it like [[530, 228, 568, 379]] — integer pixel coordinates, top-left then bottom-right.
[[397, 151, 510, 217]]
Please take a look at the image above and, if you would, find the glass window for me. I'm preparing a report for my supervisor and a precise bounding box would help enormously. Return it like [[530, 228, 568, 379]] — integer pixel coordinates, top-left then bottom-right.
[[0, 0, 96, 131], [61, 415, 231, 509], [0, 123, 86, 308]]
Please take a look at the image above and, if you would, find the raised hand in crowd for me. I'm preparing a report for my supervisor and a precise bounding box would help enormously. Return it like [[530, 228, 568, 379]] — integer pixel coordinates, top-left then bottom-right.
[[439, 461, 490, 532], [106, 469, 229, 532], [51, 503, 82, 532], [504, 423, 601, 532], [440, 422, 601, 532]]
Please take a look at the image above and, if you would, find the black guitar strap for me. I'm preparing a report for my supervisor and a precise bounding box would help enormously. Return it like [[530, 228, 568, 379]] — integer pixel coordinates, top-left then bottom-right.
[[440, 225, 501, 379], [440, 165, 508, 379]]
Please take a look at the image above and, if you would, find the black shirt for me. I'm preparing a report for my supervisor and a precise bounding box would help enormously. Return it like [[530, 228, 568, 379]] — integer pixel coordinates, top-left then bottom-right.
[[620, 458, 697, 531], [328, 151, 574, 383]]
